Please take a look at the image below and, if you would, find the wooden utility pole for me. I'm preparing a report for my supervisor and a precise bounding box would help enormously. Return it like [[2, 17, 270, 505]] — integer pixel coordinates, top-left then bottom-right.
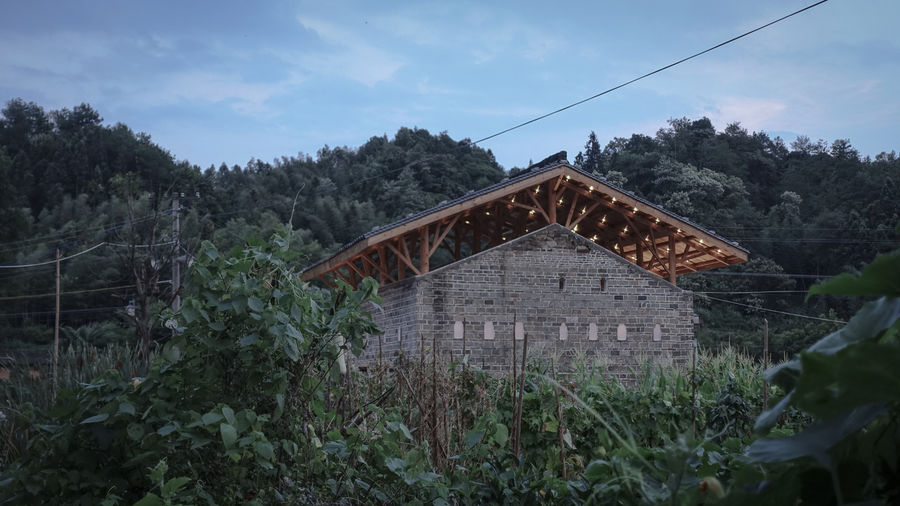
[[171, 195, 181, 312], [763, 318, 769, 410], [53, 248, 60, 399]]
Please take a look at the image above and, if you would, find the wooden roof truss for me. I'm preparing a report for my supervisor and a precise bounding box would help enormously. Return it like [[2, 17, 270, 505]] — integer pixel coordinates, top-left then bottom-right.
[[303, 166, 747, 288]]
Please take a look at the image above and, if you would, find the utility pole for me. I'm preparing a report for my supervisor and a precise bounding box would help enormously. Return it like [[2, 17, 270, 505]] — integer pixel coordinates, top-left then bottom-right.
[[53, 248, 60, 399], [172, 195, 181, 312]]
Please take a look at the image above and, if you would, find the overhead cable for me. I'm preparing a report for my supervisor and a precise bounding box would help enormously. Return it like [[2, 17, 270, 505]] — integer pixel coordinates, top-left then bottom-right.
[[697, 294, 845, 323], [471, 0, 829, 145]]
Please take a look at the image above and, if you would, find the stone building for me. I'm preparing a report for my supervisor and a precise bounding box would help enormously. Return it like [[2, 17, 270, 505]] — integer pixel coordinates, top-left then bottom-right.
[[301, 153, 748, 377]]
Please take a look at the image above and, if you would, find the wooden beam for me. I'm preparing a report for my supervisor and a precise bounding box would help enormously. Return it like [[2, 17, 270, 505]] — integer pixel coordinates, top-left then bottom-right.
[[568, 201, 602, 230], [668, 231, 677, 285], [547, 182, 558, 224], [622, 214, 669, 276], [430, 215, 459, 256], [346, 260, 366, 281], [564, 193, 580, 228], [526, 187, 551, 225], [419, 226, 430, 274], [385, 239, 419, 276]]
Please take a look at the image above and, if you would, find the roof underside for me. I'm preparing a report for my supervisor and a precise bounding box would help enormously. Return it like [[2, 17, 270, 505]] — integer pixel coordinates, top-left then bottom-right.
[[301, 160, 749, 288]]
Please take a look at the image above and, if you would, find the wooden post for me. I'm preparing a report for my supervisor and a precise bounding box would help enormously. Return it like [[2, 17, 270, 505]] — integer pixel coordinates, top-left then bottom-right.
[[171, 195, 181, 312], [763, 318, 769, 410], [419, 226, 430, 274], [548, 185, 557, 224], [668, 231, 677, 285], [53, 248, 60, 399]]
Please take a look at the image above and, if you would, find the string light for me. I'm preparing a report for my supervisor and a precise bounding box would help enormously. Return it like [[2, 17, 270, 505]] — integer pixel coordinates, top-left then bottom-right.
[[623, 226, 629, 234], [588, 185, 594, 192], [591, 235, 598, 241], [655, 218, 660, 224], [510, 195, 516, 203], [565, 175, 571, 181], [676, 228, 681, 234], [558, 198, 564, 205], [644, 235, 650, 242], [535, 186, 540, 194], [633, 206, 638, 213], [611, 197, 617, 203], [573, 224, 579, 232], [601, 215, 607, 224], [528, 210, 535, 216], [581, 206, 587, 214], [614, 244, 620, 250], [464, 220, 470, 224], [485, 211, 491, 216]]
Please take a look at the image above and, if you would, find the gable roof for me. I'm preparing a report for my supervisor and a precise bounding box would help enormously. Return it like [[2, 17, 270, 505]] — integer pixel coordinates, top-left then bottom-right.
[[302, 155, 748, 287]]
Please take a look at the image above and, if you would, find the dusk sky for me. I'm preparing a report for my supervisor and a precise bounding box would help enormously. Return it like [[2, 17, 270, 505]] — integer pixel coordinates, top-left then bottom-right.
[[1, 0, 897, 170]]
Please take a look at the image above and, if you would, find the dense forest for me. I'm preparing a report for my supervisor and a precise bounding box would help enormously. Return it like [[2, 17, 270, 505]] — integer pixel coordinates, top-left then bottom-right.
[[0, 99, 897, 359]]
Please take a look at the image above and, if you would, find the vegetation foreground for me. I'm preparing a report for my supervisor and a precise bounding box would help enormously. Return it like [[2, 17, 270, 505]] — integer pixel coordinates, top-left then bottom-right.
[[2, 227, 899, 504]]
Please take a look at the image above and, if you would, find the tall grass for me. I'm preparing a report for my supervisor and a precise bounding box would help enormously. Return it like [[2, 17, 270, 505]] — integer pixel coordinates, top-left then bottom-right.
[[0, 339, 146, 468]]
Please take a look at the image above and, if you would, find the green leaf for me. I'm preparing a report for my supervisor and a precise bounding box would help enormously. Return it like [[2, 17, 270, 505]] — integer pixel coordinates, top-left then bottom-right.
[[748, 403, 887, 467], [808, 251, 900, 298], [161, 476, 191, 498], [385, 457, 406, 475], [239, 334, 258, 347], [222, 406, 236, 425], [133, 492, 164, 506], [157, 424, 177, 436], [254, 441, 275, 460], [386, 421, 414, 441], [220, 423, 238, 448], [181, 304, 199, 324], [208, 321, 225, 331], [248, 296, 264, 312], [80, 413, 109, 424], [493, 423, 509, 447], [202, 412, 223, 426], [117, 402, 136, 416], [465, 430, 484, 450], [323, 440, 350, 459]]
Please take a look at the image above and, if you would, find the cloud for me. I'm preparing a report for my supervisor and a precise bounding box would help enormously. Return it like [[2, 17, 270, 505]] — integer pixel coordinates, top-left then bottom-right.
[[0, 29, 304, 119], [372, 8, 564, 64], [295, 16, 403, 86]]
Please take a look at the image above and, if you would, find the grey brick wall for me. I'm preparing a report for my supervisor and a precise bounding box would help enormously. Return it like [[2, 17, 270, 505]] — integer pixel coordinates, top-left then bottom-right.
[[358, 224, 694, 382]]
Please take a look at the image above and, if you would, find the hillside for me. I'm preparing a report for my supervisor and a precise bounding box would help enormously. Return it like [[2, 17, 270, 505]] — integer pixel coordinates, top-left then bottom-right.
[[0, 100, 897, 357]]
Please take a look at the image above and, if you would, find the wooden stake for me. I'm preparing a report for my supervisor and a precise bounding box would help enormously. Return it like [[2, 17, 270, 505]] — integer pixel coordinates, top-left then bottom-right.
[[551, 358, 567, 480], [763, 318, 769, 410], [53, 248, 60, 400], [514, 332, 527, 458]]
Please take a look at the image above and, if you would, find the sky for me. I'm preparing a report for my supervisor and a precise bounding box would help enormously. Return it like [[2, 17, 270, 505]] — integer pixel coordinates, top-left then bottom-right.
[[1, 0, 898, 170]]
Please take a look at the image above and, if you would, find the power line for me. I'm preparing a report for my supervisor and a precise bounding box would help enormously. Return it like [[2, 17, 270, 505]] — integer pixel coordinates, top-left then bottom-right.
[[0, 280, 172, 301], [694, 290, 811, 295], [695, 271, 835, 279], [697, 294, 845, 323], [0, 241, 176, 269], [0, 211, 170, 253], [0, 243, 108, 269], [470, 0, 829, 145], [0, 306, 123, 318]]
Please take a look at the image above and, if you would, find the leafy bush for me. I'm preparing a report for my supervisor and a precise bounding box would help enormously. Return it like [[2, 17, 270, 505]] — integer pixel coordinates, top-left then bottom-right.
[[0, 229, 380, 504]]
